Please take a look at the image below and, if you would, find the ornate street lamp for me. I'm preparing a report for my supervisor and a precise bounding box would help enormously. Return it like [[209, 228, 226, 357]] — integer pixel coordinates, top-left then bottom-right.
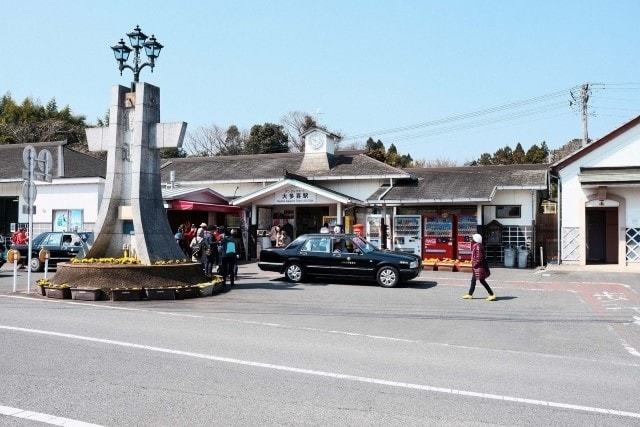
[[111, 25, 163, 84]]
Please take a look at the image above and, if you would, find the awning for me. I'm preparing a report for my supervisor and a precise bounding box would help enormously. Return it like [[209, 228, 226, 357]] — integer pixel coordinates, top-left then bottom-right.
[[168, 200, 242, 213], [579, 167, 640, 187]]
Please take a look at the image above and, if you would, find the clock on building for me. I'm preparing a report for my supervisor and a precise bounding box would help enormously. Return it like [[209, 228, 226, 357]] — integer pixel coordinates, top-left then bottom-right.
[[308, 133, 324, 150]]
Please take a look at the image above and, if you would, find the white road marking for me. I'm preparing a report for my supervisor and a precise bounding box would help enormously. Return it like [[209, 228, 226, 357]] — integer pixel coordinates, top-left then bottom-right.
[[2, 295, 638, 366], [0, 324, 637, 420], [0, 404, 102, 426], [607, 325, 640, 357]]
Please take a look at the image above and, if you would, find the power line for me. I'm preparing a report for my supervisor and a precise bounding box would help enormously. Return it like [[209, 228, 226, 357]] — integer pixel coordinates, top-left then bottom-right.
[[343, 87, 574, 140], [383, 102, 568, 144]]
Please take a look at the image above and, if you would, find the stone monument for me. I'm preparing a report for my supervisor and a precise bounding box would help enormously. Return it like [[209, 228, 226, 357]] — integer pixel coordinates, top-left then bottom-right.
[[85, 82, 186, 264]]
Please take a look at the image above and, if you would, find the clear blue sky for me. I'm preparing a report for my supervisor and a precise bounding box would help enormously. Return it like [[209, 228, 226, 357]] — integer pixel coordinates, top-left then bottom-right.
[[2, 1, 640, 162]]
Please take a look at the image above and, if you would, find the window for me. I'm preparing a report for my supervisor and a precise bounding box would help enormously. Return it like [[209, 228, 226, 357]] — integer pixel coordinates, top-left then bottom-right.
[[496, 205, 521, 219], [332, 237, 356, 253], [302, 237, 330, 253], [52, 209, 83, 232], [42, 233, 63, 246]]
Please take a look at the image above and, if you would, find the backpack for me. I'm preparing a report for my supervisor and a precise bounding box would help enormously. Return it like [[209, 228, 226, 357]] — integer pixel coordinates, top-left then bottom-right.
[[223, 239, 236, 256]]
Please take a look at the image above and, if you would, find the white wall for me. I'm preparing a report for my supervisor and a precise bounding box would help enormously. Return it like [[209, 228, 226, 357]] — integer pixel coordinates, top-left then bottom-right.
[[321, 179, 386, 202], [559, 124, 640, 227], [0, 182, 21, 197], [19, 180, 104, 226], [483, 189, 536, 226]]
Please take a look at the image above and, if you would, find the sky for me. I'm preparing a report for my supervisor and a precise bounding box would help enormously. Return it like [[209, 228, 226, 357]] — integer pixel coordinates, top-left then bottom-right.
[[2, 0, 640, 162]]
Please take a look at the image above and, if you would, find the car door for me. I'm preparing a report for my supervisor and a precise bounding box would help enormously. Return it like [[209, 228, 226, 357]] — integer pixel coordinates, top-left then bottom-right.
[[298, 236, 333, 276], [41, 233, 64, 263], [331, 237, 376, 278]]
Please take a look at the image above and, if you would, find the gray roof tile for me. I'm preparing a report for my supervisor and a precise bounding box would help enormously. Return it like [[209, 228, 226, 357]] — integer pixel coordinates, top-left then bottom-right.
[[160, 151, 409, 182], [371, 164, 548, 202]]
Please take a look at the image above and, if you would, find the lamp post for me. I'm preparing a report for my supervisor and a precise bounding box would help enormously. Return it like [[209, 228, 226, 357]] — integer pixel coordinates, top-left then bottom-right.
[[111, 25, 163, 88]]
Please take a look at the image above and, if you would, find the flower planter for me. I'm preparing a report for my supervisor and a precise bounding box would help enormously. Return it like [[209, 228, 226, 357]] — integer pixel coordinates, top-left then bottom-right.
[[111, 288, 143, 301], [196, 284, 214, 297], [175, 286, 197, 299], [71, 288, 102, 301], [37, 285, 47, 296], [45, 287, 71, 299], [437, 263, 456, 272], [458, 265, 473, 273], [145, 287, 176, 300], [423, 263, 438, 271]]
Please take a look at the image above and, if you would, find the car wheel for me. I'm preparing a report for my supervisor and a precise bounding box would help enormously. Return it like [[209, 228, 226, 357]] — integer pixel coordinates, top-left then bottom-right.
[[377, 266, 399, 288], [285, 262, 304, 283], [29, 257, 42, 273]]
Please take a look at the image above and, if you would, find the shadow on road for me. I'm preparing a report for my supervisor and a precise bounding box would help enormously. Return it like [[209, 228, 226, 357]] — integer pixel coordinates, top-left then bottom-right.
[[235, 281, 302, 290]]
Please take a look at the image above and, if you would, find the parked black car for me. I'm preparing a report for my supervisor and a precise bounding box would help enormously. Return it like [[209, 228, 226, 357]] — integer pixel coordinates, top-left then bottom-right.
[[0, 236, 6, 269], [259, 234, 421, 287], [11, 231, 90, 272]]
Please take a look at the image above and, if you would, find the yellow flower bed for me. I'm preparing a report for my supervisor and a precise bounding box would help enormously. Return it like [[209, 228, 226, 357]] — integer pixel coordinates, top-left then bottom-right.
[[72, 257, 141, 265], [153, 259, 190, 265]]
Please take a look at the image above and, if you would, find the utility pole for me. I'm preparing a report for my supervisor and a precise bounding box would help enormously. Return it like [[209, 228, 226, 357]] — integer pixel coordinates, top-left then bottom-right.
[[571, 83, 590, 147]]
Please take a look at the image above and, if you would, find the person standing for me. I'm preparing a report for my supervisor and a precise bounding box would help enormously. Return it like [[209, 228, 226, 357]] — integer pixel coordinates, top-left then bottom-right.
[[220, 228, 238, 287], [269, 224, 280, 248], [463, 234, 496, 301], [282, 220, 293, 240]]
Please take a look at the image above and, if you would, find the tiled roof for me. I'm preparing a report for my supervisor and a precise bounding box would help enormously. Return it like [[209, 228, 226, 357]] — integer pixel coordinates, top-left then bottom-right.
[[0, 141, 106, 180], [160, 151, 409, 182], [369, 164, 548, 202]]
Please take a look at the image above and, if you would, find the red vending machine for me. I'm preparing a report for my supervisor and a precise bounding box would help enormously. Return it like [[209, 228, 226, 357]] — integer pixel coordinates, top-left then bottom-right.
[[422, 213, 454, 259], [456, 210, 477, 261]]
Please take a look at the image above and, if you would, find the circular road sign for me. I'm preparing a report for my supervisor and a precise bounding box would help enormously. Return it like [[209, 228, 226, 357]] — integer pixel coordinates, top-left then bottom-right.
[[38, 149, 53, 174], [22, 181, 37, 203], [22, 145, 37, 169]]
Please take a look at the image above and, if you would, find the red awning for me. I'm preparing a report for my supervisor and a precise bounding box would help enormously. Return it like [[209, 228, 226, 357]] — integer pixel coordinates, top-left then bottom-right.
[[168, 200, 242, 213]]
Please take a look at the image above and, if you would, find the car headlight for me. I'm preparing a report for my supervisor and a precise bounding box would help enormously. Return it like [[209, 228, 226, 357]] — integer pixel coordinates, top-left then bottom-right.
[[409, 260, 419, 269]]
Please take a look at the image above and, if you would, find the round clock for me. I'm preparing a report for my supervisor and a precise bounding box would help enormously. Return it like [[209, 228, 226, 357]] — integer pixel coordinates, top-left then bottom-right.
[[309, 133, 324, 150]]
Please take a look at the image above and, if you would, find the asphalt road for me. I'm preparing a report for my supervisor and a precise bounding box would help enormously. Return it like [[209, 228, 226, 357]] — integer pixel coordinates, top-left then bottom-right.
[[0, 264, 638, 426]]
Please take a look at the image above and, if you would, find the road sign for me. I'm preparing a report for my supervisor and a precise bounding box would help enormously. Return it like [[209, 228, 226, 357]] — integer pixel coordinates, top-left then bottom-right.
[[22, 145, 36, 169], [38, 149, 53, 174], [22, 181, 37, 203], [21, 204, 36, 214]]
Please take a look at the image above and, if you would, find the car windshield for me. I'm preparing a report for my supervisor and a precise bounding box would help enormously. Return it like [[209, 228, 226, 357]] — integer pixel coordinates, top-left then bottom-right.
[[352, 236, 377, 253]]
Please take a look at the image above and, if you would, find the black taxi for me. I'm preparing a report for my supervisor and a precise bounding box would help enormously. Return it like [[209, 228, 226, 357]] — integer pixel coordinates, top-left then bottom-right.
[[259, 234, 421, 287]]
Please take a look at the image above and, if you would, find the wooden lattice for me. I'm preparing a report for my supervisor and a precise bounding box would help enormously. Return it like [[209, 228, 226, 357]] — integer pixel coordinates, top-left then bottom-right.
[[626, 228, 640, 263], [561, 227, 580, 261]]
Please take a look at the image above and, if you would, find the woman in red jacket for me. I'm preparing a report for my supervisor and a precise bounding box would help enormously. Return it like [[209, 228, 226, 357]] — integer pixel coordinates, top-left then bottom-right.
[[463, 233, 496, 301]]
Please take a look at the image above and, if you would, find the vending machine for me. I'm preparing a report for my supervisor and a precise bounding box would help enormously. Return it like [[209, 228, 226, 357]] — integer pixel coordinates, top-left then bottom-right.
[[365, 214, 383, 248], [456, 210, 477, 261], [393, 215, 422, 256], [423, 213, 454, 259]]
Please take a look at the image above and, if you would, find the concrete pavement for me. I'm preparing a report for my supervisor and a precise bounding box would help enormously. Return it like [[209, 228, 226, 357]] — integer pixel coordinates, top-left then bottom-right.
[[0, 263, 638, 425]]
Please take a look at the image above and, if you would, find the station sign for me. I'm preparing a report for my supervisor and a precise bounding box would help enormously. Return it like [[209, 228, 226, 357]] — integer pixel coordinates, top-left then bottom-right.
[[274, 187, 317, 204]]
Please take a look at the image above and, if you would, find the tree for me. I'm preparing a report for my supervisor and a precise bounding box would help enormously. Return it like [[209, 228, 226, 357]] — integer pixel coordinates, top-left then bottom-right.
[[0, 93, 88, 150], [492, 146, 514, 165], [185, 124, 248, 157], [221, 125, 246, 156], [524, 142, 549, 164], [477, 153, 493, 165], [364, 137, 386, 162], [280, 111, 317, 152], [414, 157, 459, 168], [160, 147, 187, 158], [512, 143, 526, 164], [245, 123, 289, 154]]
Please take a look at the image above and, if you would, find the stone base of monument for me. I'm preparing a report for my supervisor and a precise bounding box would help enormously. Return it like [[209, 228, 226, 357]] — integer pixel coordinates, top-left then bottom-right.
[[53, 262, 208, 296]]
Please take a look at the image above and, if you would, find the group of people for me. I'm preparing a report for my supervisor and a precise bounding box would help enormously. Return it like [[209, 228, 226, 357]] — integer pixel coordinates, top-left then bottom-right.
[[10, 228, 28, 245], [174, 222, 240, 286], [268, 223, 293, 248]]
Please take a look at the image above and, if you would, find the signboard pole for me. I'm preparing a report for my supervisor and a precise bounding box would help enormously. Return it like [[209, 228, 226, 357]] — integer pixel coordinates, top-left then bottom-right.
[[12, 259, 18, 293], [26, 151, 33, 294]]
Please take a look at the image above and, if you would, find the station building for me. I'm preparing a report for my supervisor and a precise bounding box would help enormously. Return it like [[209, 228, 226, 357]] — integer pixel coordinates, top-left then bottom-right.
[[0, 128, 557, 266]]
